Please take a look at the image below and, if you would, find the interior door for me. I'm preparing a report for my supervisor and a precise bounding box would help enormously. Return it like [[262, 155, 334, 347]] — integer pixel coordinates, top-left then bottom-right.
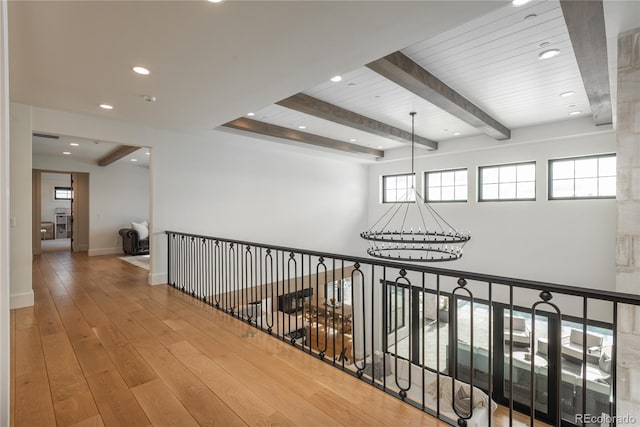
[[71, 172, 89, 252]]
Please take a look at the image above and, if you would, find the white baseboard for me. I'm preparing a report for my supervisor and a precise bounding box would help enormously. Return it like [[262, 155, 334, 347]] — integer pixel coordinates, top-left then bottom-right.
[[149, 272, 167, 286], [10, 291, 34, 309], [88, 247, 123, 256]]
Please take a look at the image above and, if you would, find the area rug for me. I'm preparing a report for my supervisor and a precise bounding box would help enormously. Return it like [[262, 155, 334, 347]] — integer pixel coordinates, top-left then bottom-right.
[[118, 254, 150, 270]]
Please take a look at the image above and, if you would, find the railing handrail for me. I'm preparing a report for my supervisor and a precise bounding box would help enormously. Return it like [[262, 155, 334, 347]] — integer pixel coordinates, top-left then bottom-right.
[[165, 230, 640, 306]]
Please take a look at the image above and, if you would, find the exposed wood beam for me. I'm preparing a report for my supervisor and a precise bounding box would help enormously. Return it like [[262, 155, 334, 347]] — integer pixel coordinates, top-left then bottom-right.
[[560, 0, 612, 126], [276, 93, 437, 150], [97, 145, 140, 167], [367, 51, 511, 140], [222, 118, 383, 158]]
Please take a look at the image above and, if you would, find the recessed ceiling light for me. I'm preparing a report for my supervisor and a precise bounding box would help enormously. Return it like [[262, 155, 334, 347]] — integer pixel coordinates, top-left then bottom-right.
[[69, 142, 79, 147], [512, 0, 532, 6], [146, 152, 150, 156], [349, 138, 357, 142], [62, 151, 71, 155], [99, 104, 113, 110], [453, 132, 461, 136], [524, 13, 537, 21], [348, 83, 357, 87], [539, 49, 560, 60], [569, 111, 582, 116], [560, 91, 575, 97], [247, 112, 255, 117], [298, 125, 306, 130], [133, 66, 150, 75], [207, 0, 224, 3], [377, 146, 383, 149], [330, 75, 342, 82], [538, 41, 551, 48], [568, 104, 577, 108], [131, 158, 138, 162]]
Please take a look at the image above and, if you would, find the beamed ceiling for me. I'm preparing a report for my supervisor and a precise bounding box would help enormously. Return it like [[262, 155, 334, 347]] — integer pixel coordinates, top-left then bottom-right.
[[9, 1, 640, 162]]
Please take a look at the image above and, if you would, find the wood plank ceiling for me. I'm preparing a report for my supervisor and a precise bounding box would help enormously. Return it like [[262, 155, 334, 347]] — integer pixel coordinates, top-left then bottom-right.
[[223, 0, 608, 159]]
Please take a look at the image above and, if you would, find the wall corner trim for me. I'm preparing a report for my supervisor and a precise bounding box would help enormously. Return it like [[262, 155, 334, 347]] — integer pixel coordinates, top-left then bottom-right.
[[149, 272, 167, 286], [10, 291, 34, 309], [88, 247, 122, 257]]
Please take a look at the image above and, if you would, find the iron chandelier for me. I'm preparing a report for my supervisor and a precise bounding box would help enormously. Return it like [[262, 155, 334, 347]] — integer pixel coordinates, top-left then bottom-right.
[[361, 112, 470, 262]]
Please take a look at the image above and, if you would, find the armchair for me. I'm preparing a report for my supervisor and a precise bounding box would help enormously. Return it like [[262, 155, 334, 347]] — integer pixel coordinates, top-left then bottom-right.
[[561, 328, 603, 364], [504, 315, 531, 347], [119, 228, 149, 255]]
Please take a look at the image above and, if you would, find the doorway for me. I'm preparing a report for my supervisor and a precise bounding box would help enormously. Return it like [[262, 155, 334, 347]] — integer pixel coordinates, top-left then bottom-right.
[[32, 170, 89, 255]]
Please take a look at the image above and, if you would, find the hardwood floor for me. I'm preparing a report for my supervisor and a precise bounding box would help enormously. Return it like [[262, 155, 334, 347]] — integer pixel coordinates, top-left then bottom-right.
[[11, 252, 541, 426]]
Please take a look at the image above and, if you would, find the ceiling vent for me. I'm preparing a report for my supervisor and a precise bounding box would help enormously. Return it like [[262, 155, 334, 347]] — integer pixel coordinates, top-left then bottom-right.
[[32, 133, 60, 139]]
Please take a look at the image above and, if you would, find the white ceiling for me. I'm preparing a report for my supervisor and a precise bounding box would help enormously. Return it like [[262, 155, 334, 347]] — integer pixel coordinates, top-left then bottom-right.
[[9, 1, 506, 132], [8, 1, 639, 160], [32, 135, 150, 167], [252, 0, 634, 152]]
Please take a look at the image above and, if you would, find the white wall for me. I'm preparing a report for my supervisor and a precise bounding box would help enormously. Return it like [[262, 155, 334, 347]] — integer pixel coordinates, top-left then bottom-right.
[[28, 105, 370, 286], [32, 155, 150, 256], [9, 103, 33, 308], [1, 2, 11, 424], [367, 124, 617, 290], [40, 172, 70, 223]]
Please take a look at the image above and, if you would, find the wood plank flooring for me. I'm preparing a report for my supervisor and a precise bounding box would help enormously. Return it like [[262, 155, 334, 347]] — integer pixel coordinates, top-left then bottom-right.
[[11, 252, 539, 426]]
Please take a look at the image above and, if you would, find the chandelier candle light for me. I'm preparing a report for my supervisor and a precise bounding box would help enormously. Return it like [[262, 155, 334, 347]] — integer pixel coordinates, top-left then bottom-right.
[[360, 112, 470, 262]]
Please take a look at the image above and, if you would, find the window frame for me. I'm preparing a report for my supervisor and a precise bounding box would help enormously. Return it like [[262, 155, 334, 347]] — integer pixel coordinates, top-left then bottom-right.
[[54, 186, 72, 201], [381, 173, 416, 204], [548, 153, 616, 200], [478, 161, 536, 202], [424, 168, 468, 203]]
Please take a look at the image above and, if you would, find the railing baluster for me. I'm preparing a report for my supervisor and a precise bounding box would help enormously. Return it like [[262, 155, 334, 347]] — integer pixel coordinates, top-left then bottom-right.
[[488, 282, 493, 427], [450, 277, 474, 426], [611, 302, 618, 426], [352, 263, 366, 376], [581, 297, 588, 426], [509, 285, 514, 427], [436, 273, 441, 419]]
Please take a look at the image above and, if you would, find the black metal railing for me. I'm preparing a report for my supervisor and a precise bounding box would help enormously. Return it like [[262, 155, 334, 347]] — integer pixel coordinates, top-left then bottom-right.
[[166, 231, 640, 427]]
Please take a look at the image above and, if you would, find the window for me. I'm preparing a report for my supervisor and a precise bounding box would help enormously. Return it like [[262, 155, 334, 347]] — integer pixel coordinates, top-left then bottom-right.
[[54, 186, 72, 200], [387, 286, 406, 333], [479, 162, 536, 201], [325, 278, 352, 305], [382, 173, 415, 203], [425, 168, 468, 202], [549, 154, 616, 199]]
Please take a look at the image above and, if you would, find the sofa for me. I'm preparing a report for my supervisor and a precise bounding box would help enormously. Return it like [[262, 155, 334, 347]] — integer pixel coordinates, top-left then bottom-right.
[[119, 227, 149, 255]]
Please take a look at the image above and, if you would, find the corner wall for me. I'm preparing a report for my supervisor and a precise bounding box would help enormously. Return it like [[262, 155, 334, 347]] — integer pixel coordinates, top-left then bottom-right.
[[9, 103, 33, 308], [0, 1, 11, 424]]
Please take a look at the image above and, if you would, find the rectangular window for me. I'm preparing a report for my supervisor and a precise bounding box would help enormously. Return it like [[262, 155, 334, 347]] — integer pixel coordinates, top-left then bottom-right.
[[54, 186, 72, 200], [479, 162, 536, 201], [425, 168, 468, 202], [549, 154, 616, 199], [382, 173, 415, 203]]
